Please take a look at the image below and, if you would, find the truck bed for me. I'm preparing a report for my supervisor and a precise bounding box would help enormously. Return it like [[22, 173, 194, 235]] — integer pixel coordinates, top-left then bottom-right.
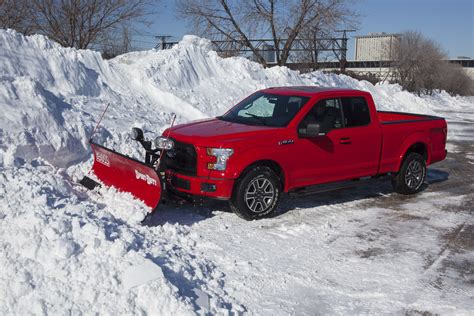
[[377, 111, 443, 124], [377, 111, 447, 174]]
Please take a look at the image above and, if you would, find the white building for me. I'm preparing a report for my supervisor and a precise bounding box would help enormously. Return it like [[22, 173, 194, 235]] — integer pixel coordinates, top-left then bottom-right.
[[354, 33, 400, 61]]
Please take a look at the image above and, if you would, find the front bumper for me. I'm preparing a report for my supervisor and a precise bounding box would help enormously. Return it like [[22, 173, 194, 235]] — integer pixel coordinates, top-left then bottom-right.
[[165, 170, 234, 200]]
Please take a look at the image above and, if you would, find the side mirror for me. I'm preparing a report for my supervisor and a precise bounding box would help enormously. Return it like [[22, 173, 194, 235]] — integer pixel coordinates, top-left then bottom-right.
[[299, 123, 327, 138], [131, 127, 144, 141]]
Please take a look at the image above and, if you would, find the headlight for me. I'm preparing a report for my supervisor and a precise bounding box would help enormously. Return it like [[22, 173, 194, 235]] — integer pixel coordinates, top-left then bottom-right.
[[154, 137, 174, 150], [207, 148, 233, 171]]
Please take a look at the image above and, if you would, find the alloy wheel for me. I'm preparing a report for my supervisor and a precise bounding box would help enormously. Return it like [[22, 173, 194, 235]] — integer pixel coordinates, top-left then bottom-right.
[[405, 160, 424, 189], [245, 178, 275, 213]]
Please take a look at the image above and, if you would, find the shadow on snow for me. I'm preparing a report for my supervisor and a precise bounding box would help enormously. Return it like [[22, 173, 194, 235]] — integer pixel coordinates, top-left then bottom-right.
[[143, 168, 449, 226]]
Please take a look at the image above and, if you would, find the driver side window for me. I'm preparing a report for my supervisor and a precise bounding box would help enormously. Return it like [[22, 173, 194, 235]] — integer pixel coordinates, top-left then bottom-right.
[[298, 98, 343, 134]]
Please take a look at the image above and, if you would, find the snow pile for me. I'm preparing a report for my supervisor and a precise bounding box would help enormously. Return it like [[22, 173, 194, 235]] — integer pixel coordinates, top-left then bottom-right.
[[0, 32, 95, 167], [0, 29, 473, 314], [113, 35, 308, 117], [0, 163, 244, 314], [2, 29, 469, 168]]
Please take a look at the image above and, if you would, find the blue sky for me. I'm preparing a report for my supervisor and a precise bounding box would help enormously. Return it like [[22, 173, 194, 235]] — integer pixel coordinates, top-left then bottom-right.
[[137, 0, 473, 59], [351, 0, 473, 58]]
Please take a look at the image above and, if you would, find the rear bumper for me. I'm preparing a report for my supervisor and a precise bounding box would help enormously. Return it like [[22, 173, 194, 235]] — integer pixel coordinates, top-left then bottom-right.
[[165, 171, 234, 200]]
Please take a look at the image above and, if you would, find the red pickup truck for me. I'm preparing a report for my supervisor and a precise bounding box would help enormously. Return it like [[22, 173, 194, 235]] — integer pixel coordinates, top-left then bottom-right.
[[86, 87, 447, 220]]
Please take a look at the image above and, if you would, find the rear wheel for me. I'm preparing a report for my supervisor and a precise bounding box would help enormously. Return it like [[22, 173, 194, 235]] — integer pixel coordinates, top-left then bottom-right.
[[229, 166, 281, 220], [392, 152, 426, 194]]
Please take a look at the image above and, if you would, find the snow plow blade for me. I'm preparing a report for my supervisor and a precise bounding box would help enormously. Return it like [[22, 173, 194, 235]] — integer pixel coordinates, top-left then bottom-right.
[[84, 142, 162, 210]]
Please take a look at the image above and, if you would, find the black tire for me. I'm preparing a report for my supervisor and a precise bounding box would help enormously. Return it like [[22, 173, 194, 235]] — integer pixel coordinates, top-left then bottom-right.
[[229, 166, 281, 220], [392, 152, 426, 195]]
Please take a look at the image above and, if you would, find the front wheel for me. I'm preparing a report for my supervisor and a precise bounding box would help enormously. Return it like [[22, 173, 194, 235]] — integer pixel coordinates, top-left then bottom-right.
[[392, 152, 426, 194], [229, 166, 281, 220]]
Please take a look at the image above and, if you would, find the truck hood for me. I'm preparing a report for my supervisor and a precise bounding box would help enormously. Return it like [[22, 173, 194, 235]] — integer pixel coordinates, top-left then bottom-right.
[[167, 118, 279, 145]]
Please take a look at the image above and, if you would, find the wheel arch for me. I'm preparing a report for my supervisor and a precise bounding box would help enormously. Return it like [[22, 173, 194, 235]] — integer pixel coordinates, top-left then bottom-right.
[[397, 141, 429, 171], [236, 159, 286, 192]]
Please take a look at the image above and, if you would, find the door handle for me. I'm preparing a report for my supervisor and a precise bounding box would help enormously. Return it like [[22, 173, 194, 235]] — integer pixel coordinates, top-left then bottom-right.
[[340, 137, 352, 144]]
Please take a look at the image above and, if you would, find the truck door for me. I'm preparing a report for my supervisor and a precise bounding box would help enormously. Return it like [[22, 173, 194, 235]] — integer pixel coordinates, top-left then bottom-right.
[[290, 96, 381, 188], [339, 96, 381, 178], [291, 98, 351, 187]]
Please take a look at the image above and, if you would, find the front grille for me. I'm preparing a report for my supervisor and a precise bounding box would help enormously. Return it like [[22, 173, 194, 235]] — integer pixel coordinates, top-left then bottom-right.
[[163, 140, 197, 176]]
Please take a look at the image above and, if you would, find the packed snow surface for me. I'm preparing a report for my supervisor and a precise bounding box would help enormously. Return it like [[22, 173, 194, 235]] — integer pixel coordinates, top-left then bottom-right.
[[0, 29, 473, 314]]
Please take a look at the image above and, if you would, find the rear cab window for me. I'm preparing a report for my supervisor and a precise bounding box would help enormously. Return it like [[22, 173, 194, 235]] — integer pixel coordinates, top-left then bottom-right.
[[341, 97, 371, 127], [298, 95, 372, 134]]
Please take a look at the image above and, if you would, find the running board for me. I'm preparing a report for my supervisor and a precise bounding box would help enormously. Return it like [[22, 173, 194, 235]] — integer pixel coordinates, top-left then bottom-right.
[[289, 175, 391, 197]]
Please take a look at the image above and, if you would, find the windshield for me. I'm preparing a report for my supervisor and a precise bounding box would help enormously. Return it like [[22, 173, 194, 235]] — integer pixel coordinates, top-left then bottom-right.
[[218, 92, 310, 127]]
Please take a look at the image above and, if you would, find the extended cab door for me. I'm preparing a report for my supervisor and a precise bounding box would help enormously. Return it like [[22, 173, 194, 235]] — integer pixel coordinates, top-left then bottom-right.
[[290, 97, 351, 187], [338, 96, 382, 178], [289, 96, 381, 188]]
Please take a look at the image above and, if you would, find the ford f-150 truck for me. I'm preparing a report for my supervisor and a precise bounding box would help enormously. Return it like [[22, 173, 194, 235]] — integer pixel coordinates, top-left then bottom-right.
[[86, 87, 447, 220]]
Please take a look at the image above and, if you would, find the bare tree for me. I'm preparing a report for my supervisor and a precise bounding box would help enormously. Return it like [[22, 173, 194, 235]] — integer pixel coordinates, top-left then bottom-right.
[[391, 31, 443, 94], [391, 31, 473, 96], [177, 0, 356, 66], [100, 25, 133, 59], [31, 0, 153, 49], [437, 61, 473, 96], [0, 0, 37, 34]]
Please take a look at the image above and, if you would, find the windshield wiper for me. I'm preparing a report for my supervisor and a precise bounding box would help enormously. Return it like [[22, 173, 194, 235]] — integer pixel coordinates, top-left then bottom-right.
[[245, 112, 268, 126], [216, 115, 234, 122]]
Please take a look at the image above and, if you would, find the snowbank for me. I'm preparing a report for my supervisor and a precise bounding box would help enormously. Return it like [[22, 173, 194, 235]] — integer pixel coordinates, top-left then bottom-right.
[[0, 163, 209, 314], [1, 29, 470, 168], [0, 29, 473, 314]]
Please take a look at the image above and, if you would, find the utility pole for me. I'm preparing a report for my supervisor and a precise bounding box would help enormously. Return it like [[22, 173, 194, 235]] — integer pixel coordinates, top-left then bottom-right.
[[313, 31, 319, 69], [335, 30, 355, 73], [154, 35, 173, 49]]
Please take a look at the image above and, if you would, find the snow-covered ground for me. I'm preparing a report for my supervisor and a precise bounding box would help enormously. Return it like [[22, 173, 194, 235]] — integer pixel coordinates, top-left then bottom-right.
[[0, 29, 473, 314]]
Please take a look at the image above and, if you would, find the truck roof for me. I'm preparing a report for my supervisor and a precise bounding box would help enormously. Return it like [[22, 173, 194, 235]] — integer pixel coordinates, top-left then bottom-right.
[[262, 86, 366, 97]]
